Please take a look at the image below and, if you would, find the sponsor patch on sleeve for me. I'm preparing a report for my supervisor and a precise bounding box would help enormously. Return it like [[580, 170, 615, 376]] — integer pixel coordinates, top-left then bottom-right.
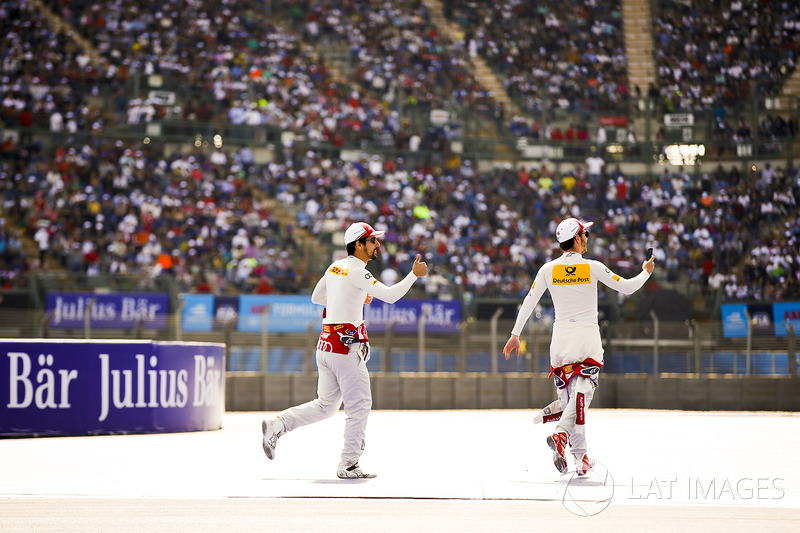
[[330, 266, 349, 276]]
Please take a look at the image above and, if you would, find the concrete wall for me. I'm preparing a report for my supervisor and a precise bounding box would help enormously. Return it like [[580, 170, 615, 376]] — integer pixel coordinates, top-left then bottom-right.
[[227, 373, 800, 412]]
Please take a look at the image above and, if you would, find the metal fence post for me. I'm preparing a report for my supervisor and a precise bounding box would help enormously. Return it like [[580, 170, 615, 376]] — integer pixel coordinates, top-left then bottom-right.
[[649, 309, 659, 375], [459, 317, 474, 374], [601, 320, 611, 375], [691, 320, 701, 376], [417, 308, 429, 373], [305, 322, 316, 375], [40, 311, 53, 339], [786, 320, 797, 378], [175, 297, 184, 342], [260, 305, 271, 376], [384, 318, 397, 373], [745, 309, 752, 375], [490, 308, 503, 374], [224, 316, 236, 371]]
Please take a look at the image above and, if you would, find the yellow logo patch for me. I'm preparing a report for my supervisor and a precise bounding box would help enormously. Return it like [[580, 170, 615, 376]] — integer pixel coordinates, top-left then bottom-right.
[[330, 266, 349, 277], [552, 264, 591, 285]]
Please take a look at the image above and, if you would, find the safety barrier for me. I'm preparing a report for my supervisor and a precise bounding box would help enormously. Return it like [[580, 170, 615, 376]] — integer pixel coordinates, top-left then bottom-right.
[[1, 339, 225, 436], [226, 373, 800, 413]]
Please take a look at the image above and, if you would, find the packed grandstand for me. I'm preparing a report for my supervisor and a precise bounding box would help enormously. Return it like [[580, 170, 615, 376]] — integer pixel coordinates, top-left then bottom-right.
[[1, 0, 799, 316]]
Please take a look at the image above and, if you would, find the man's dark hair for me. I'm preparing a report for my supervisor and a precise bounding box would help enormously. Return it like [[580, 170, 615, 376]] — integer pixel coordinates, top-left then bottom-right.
[[559, 237, 576, 251], [346, 237, 367, 256]]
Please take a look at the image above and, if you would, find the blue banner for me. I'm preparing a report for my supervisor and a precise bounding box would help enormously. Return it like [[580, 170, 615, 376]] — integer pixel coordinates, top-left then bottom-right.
[[213, 295, 240, 330], [178, 294, 461, 334], [364, 299, 461, 333], [0, 340, 225, 436], [238, 295, 321, 333], [181, 294, 214, 332], [773, 302, 800, 337], [721, 301, 800, 338], [721, 303, 748, 338], [46, 293, 169, 330]]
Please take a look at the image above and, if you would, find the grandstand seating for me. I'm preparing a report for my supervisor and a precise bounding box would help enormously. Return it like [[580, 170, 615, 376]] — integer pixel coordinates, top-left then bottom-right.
[[1, 0, 798, 312]]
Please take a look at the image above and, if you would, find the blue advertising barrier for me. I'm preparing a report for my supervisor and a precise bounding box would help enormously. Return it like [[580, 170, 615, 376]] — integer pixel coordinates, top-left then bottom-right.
[[364, 299, 461, 333], [238, 295, 321, 333], [774, 302, 800, 337], [179, 294, 462, 334], [721, 302, 800, 338], [0, 339, 225, 436], [46, 293, 169, 330]]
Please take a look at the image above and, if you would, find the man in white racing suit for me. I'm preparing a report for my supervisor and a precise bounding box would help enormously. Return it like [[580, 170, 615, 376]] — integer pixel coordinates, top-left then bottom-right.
[[262, 222, 428, 479], [503, 217, 655, 475]]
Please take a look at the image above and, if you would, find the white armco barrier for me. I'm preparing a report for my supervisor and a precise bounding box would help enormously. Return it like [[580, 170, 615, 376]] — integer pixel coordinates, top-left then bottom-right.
[[0, 339, 225, 436]]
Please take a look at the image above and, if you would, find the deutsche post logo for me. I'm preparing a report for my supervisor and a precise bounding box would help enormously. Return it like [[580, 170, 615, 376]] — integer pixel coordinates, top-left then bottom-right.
[[552, 264, 591, 285]]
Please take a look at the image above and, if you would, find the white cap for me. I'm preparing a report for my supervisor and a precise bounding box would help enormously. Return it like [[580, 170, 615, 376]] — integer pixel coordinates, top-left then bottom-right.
[[344, 222, 385, 245], [555, 217, 594, 243]]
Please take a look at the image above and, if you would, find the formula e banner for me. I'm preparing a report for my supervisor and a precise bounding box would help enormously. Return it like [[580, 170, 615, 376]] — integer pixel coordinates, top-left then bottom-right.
[[0, 339, 225, 436], [238, 295, 322, 333], [46, 293, 169, 330], [721, 302, 800, 338], [774, 302, 800, 337]]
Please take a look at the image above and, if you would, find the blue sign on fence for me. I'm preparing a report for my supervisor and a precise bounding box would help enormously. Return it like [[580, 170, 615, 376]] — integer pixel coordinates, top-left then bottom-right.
[[238, 295, 321, 333], [365, 299, 461, 333], [179, 294, 461, 334], [721, 301, 800, 338], [181, 294, 214, 332], [721, 303, 748, 338], [773, 302, 800, 337], [0, 339, 225, 436], [46, 293, 169, 330]]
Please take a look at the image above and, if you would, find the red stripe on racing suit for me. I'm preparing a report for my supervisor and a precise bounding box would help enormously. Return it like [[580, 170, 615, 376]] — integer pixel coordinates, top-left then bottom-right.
[[576, 392, 586, 425], [549, 358, 603, 390], [317, 323, 369, 354]]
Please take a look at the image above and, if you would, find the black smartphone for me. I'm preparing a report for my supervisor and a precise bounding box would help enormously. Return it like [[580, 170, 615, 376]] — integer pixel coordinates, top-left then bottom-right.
[[646, 247, 653, 260]]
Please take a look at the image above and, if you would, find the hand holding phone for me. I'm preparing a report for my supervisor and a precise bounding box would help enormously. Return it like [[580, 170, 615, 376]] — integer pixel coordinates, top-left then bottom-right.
[[643, 247, 655, 275]]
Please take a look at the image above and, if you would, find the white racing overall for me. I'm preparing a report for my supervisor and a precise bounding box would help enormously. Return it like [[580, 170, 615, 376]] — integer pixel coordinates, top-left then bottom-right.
[[278, 255, 418, 471], [511, 252, 650, 460]]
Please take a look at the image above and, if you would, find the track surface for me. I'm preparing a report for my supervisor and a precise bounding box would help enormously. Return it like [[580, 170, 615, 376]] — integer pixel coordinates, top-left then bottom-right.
[[2, 409, 798, 532]]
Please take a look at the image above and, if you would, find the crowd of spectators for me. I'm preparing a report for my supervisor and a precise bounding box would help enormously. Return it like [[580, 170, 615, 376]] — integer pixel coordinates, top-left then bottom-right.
[[1, 1, 108, 140], [282, 0, 494, 111], [3, 129, 797, 304], [9, 0, 800, 152], [0, 135, 305, 295], [30, 0, 496, 153], [2, 0, 800, 307], [445, 0, 629, 116], [652, 0, 800, 113]]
